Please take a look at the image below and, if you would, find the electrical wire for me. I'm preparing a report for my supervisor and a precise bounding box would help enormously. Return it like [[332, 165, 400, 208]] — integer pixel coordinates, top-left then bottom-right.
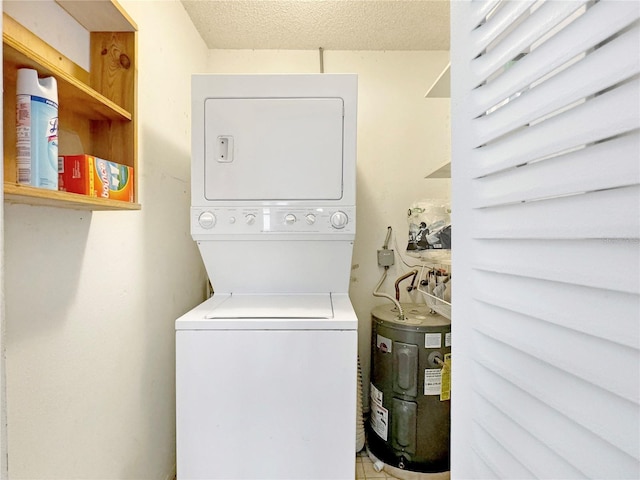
[[373, 267, 405, 320], [382, 226, 392, 249]]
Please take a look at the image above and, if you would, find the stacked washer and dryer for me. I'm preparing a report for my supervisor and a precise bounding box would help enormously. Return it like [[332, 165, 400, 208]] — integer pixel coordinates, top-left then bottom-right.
[[175, 74, 359, 480]]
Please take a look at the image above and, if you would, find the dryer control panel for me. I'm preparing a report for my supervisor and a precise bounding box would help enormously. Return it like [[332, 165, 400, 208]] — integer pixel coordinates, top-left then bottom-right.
[[192, 206, 355, 235]]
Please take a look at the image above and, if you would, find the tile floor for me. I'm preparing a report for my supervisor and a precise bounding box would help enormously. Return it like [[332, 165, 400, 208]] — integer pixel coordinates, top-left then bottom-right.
[[356, 450, 397, 479], [356, 449, 450, 480]]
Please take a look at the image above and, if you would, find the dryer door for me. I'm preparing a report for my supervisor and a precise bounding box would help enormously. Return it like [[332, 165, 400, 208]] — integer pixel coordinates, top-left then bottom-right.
[[204, 97, 344, 201]]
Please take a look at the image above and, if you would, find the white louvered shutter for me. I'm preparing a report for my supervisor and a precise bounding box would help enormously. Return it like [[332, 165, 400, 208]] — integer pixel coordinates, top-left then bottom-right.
[[450, 1, 640, 478]]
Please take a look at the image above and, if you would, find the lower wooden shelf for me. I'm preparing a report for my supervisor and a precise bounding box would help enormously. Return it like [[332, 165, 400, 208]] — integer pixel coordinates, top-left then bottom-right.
[[4, 183, 141, 211]]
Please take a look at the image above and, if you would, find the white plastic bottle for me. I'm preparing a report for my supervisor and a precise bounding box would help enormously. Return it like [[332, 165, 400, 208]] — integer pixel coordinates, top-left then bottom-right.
[[16, 68, 59, 190]]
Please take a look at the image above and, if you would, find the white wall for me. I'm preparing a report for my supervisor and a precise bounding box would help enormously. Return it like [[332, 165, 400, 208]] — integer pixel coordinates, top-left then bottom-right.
[[207, 50, 451, 406], [2, 1, 208, 478]]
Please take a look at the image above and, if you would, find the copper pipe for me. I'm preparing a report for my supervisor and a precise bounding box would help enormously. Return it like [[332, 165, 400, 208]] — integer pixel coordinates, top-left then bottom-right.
[[395, 269, 418, 301]]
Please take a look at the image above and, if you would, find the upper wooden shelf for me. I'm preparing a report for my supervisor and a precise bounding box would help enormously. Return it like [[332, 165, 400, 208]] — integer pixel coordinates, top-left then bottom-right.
[[55, 0, 137, 32], [425, 63, 450, 98], [3, 16, 131, 122]]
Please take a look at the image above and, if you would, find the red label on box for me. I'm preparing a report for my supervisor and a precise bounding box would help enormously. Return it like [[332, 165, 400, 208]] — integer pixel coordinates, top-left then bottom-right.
[[58, 154, 134, 202]]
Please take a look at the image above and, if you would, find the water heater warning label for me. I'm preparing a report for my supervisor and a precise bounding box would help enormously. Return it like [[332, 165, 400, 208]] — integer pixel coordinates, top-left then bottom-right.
[[424, 368, 442, 395], [377, 334, 392, 353], [440, 353, 451, 401], [370, 405, 388, 441], [425, 333, 442, 348], [370, 383, 388, 440], [370, 383, 383, 406]]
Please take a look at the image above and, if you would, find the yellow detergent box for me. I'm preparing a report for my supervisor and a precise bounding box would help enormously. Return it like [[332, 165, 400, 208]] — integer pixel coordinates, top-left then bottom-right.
[[58, 154, 134, 202]]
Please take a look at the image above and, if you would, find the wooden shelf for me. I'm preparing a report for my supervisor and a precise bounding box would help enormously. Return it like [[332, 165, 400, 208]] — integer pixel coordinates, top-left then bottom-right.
[[425, 160, 451, 179], [4, 183, 140, 211], [425, 61, 450, 178], [425, 62, 450, 98], [3, 26, 131, 122], [3, 2, 138, 211], [55, 0, 137, 32]]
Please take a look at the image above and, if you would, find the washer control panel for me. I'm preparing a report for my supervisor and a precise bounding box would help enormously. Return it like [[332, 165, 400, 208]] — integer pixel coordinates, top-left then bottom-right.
[[193, 206, 355, 234]]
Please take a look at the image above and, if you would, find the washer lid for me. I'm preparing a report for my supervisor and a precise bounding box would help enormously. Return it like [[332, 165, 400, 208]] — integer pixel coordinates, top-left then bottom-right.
[[206, 294, 333, 319], [175, 293, 357, 331]]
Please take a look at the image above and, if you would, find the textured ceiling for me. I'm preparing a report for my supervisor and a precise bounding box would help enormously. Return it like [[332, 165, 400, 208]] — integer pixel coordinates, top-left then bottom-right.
[[181, 0, 450, 51]]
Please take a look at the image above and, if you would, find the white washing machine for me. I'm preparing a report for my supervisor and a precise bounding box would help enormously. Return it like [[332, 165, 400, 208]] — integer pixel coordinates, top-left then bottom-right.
[[176, 74, 358, 479]]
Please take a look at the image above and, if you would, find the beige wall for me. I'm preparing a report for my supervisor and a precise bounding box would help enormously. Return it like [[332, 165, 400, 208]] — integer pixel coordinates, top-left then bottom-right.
[[1, 5, 450, 475], [207, 49, 451, 406], [2, 1, 208, 478]]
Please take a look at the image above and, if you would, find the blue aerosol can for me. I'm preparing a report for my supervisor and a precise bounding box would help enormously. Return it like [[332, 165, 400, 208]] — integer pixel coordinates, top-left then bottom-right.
[[16, 68, 59, 190]]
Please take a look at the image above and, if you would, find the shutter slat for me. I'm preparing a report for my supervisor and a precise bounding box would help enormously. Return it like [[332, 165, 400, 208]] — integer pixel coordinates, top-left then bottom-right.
[[472, 350, 640, 479], [472, 238, 639, 293], [472, 329, 640, 461], [473, 133, 640, 207], [471, 447, 501, 479], [469, 0, 537, 59], [472, 395, 585, 479], [468, 0, 502, 32], [470, 421, 537, 479], [470, 1, 589, 87], [473, 79, 640, 177], [469, 0, 640, 118], [474, 302, 639, 404], [472, 270, 640, 349], [473, 185, 640, 240], [474, 26, 640, 146]]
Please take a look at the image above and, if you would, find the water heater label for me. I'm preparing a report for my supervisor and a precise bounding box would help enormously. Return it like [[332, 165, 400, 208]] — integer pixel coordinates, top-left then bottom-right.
[[425, 333, 442, 348], [370, 383, 388, 440], [377, 334, 392, 353], [370, 404, 388, 441], [445, 332, 451, 347], [424, 368, 442, 395], [440, 353, 451, 401], [370, 383, 383, 406]]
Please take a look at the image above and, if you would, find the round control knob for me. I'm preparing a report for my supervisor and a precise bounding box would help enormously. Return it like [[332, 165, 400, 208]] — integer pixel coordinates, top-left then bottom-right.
[[245, 214, 256, 225], [284, 214, 297, 225], [330, 211, 348, 229], [305, 214, 316, 225], [198, 211, 216, 229], [229, 216, 236, 224]]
